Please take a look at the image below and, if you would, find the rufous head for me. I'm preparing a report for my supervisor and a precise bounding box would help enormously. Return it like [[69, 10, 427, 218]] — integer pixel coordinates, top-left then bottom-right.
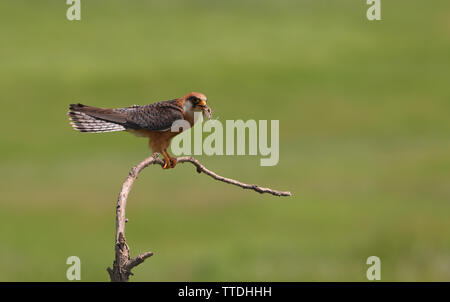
[[183, 92, 211, 119]]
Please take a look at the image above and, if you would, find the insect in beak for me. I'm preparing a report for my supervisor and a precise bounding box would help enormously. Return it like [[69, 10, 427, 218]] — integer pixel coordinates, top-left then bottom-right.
[[202, 105, 212, 119]]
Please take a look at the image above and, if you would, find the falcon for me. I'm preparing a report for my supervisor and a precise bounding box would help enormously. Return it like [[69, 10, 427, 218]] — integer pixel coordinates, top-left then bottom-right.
[[68, 92, 212, 169]]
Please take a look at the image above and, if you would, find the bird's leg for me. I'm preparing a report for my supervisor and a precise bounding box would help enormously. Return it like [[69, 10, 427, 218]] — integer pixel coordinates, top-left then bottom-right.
[[160, 151, 171, 169], [163, 149, 177, 168]]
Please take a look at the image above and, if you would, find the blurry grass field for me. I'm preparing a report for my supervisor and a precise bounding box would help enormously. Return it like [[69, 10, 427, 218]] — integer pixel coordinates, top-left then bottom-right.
[[0, 0, 449, 281]]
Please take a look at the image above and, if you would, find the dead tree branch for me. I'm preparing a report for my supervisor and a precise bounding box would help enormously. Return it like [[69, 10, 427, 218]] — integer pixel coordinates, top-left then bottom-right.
[[107, 154, 291, 281]]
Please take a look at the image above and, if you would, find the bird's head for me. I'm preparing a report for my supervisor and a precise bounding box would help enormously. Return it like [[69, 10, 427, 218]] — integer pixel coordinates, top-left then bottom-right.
[[183, 92, 212, 119]]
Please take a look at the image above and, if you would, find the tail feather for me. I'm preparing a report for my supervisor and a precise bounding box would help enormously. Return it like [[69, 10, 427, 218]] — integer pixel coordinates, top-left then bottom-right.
[[68, 104, 126, 133]]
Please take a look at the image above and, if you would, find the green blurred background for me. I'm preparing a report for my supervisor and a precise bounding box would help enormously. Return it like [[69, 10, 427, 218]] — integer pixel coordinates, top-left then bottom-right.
[[0, 0, 449, 281]]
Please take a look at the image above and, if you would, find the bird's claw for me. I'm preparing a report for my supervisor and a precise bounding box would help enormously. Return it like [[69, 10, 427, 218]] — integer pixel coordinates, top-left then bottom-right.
[[162, 157, 177, 169], [169, 157, 177, 168], [162, 160, 170, 169]]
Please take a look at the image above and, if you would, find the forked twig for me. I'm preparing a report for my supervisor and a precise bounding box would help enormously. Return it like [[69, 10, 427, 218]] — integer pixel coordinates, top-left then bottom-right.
[[107, 154, 291, 281]]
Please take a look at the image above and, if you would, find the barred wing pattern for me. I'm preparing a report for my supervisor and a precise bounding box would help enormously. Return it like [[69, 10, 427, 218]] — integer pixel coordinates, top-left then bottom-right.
[[69, 99, 184, 133]]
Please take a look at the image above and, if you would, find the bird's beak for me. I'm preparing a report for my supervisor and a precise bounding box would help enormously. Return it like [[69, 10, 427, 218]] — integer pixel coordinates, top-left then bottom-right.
[[198, 100, 207, 107]]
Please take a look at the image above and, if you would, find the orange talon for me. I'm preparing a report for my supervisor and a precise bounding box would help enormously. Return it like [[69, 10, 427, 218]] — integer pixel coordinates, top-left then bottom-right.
[[161, 151, 171, 169], [163, 149, 177, 169], [162, 161, 170, 169], [170, 157, 177, 168]]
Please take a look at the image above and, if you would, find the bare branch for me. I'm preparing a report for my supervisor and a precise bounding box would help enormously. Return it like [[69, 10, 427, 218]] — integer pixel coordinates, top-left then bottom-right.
[[174, 156, 292, 197], [107, 154, 291, 281], [126, 252, 154, 271], [107, 155, 158, 282]]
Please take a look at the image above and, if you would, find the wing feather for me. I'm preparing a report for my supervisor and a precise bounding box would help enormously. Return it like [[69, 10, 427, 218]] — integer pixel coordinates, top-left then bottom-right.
[[116, 99, 184, 131]]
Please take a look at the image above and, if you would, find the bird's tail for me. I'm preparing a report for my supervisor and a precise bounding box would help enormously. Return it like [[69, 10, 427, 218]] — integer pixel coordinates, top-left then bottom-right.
[[67, 103, 126, 133]]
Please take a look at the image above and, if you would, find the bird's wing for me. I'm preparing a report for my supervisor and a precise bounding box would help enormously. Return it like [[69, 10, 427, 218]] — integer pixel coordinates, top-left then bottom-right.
[[116, 100, 184, 131], [69, 103, 129, 124]]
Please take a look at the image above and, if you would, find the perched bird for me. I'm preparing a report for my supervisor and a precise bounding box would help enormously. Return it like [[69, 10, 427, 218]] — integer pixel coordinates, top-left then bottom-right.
[[68, 92, 211, 169]]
